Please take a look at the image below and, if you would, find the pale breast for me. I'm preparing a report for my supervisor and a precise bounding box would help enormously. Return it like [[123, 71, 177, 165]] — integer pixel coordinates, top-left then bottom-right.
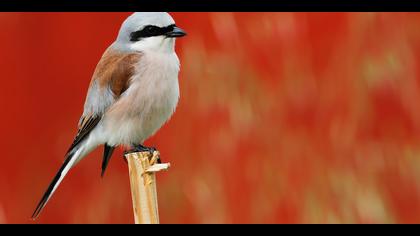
[[102, 52, 180, 146]]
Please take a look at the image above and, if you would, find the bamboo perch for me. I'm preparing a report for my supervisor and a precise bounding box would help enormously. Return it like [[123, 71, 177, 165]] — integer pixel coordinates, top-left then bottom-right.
[[125, 150, 170, 224]]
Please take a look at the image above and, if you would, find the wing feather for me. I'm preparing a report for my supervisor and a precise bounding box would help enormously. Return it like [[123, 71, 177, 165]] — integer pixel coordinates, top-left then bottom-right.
[[66, 49, 141, 156], [33, 48, 141, 219]]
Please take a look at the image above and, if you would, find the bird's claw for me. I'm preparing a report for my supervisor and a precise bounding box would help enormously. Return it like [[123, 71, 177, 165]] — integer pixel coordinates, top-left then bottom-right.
[[125, 144, 162, 163]]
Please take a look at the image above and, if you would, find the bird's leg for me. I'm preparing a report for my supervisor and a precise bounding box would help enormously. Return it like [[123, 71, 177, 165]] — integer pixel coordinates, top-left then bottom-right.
[[126, 144, 162, 164], [133, 144, 156, 154]]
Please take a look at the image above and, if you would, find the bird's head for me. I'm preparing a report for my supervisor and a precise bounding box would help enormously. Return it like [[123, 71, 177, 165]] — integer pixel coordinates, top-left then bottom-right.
[[116, 12, 186, 53]]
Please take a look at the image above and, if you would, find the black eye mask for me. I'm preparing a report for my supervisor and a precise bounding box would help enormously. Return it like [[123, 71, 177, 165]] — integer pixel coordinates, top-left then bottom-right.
[[130, 24, 176, 42]]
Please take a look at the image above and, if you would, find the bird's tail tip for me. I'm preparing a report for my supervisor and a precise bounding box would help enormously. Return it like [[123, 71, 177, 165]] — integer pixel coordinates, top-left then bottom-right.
[[31, 149, 80, 220], [31, 208, 42, 220]]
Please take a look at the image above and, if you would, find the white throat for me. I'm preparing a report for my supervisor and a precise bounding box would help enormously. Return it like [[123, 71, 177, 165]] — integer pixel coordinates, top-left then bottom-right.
[[129, 36, 176, 54]]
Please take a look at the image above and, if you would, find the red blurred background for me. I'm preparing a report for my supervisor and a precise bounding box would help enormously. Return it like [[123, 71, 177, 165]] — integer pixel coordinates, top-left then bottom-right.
[[1, 12, 420, 223]]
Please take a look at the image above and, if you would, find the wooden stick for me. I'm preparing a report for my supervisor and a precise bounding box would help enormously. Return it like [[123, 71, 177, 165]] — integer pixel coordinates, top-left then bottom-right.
[[125, 150, 170, 224]]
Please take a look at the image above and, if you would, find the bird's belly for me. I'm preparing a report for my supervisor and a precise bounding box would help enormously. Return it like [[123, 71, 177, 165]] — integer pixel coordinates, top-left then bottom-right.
[[132, 83, 179, 142], [102, 72, 179, 147]]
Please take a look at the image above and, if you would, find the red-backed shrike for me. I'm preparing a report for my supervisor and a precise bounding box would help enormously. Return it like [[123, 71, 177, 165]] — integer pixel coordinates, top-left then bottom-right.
[[32, 12, 186, 219]]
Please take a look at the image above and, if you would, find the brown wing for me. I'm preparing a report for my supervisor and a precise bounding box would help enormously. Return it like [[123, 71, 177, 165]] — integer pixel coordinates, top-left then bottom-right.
[[33, 51, 141, 219], [95, 50, 141, 98], [65, 50, 141, 156]]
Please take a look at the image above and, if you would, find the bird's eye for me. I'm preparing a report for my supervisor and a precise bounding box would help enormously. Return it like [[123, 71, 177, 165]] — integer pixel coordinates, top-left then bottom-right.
[[144, 26, 158, 34], [130, 25, 163, 41]]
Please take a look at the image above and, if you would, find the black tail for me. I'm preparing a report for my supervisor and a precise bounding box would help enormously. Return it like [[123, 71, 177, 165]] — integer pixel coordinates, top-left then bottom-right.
[[101, 144, 115, 177], [32, 115, 100, 219], [31, 152, 75, 220]]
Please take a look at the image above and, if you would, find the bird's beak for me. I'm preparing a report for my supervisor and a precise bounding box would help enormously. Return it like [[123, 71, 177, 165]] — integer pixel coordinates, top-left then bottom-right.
[[166, 26, 187, 38]]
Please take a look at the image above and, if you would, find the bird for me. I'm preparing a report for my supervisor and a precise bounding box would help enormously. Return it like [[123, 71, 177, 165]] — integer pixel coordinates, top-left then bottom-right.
[[32, 12, 186, 219]]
